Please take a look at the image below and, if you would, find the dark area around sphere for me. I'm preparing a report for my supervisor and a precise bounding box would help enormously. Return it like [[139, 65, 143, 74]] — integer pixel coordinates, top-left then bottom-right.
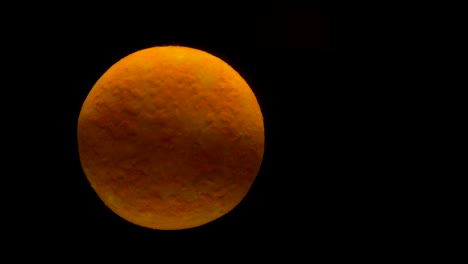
[[10, 2, 399, 257]]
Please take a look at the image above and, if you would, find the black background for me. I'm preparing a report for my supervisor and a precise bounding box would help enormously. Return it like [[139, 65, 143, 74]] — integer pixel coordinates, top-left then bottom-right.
[[8, 2, 410, 259]]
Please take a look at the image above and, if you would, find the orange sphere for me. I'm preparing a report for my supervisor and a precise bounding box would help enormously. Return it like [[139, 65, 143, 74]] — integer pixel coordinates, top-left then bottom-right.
[[77, 46, 264, 230]]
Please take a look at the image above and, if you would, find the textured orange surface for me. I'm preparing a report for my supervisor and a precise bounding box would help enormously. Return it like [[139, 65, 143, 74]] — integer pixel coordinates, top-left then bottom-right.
[[77, 46, 264, 230]]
